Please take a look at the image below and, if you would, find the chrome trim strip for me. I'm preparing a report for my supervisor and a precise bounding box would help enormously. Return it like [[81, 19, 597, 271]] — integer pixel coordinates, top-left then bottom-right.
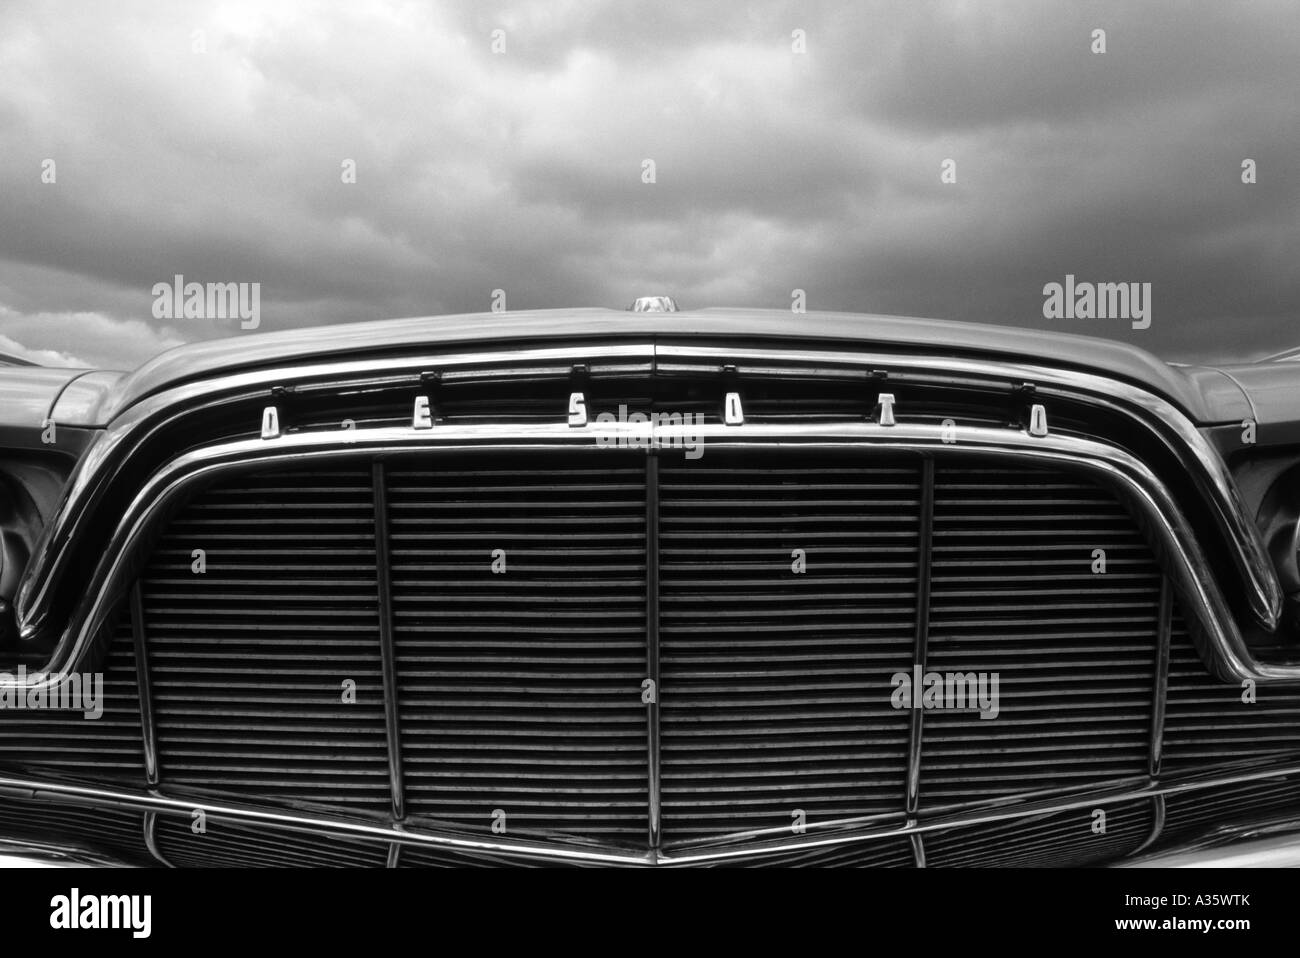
[[48, 370, 128, 425], [1150, 579, 1173, 777], [1, 774, 653, 866], [644, 454, 661, 849], [910, 832, 926, 868], [129, 583, 159, 787], [658, 343, 1281, 630], [1130, 794, 1166, 857], [371, 461, 405, 822], [5, 758, 1300, 866], [143, 810, 173, 867], [1, 419, 1288, 694], [20, 342, 660, 631], [18, 342, 1280, 650], [905, 457, 935, 815]]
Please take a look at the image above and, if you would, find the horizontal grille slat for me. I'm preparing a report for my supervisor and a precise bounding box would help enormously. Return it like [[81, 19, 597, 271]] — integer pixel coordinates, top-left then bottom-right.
[[925, 799, 1152, 867], [683, 837, 916, 867], [390, 456, 649, 841], [1163, 615, 1300, 767], [153, 814, 389, 867], [658, 455, 917, 841], [1160, 775, 1300, 845], [0, 798, 148, 864], [919, 467, 1158, 809], [0, 615, 144, 778], [142, 469, 391, 811]]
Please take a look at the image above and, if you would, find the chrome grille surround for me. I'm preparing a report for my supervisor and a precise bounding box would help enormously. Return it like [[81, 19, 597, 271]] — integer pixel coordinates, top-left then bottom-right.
[[6, 342, 1286, 687]]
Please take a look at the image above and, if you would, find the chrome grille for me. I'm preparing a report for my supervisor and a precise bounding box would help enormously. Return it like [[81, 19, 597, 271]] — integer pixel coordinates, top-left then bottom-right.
[[919, 467, 1161, 808], [388, 458, 649, 838], [1163, 612, 1300, 768], [924, 799, 1153, 867], [124, 449, 1169, 854], [3, 438, 1297, 866], [0, 615, 143, 778], [142, 468, 390, 810], [657, 457, 917, 840]]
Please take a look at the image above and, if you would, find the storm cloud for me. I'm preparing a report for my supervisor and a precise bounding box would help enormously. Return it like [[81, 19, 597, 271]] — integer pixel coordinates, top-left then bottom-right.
[[0, 0, 1297, 369]]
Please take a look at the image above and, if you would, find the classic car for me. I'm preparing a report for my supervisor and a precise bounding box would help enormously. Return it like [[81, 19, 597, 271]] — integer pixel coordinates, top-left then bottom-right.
[[2, 302, 1300, 867]]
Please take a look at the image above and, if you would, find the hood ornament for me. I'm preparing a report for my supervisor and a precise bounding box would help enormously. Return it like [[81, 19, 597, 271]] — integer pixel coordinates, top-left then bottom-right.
[[630, 296, 678, 312]]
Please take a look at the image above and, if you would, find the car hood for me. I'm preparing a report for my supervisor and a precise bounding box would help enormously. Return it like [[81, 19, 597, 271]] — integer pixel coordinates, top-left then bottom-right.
[[28, 307, 1265, 427]]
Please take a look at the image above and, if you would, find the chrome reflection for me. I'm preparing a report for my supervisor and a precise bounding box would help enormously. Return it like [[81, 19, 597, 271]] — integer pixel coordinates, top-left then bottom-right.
[[8, 342, 1289, 685], [0, 418, 1279, 697]]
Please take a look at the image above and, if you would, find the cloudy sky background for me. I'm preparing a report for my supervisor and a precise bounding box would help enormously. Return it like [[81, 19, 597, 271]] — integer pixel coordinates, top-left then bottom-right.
[[0, 0, 1297, 369]]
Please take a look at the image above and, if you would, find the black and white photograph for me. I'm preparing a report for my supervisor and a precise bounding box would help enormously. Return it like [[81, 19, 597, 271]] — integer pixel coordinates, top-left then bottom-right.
[[0, 0, 1296, 938]]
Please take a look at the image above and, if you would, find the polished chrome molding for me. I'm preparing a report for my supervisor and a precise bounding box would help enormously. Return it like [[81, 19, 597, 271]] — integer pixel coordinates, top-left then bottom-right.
[[19, 341, 659, 635], [644, 454, 662, 849], [905, 457, 935, 815], [910, 833, 926, 868], [142, 811, 173, 867], [1130, 794, 1166, 857], [0, 773, 653, 866], [0, 417, 1287, 696], [129, 583, 159, 787], [1149, 580, 1173, 777], [4, 757, 1300, 866], [371, 461, 405, 822], [48, 370, 127, 425], [17, 341, 1282, 661], [658, 342, 1282, 632]]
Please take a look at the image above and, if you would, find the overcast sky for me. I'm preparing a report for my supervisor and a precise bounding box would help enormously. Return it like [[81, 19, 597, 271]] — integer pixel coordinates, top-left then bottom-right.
[[1, 0, 1297, 369]]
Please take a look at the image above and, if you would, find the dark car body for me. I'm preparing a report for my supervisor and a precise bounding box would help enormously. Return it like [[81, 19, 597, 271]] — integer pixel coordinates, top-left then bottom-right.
[[3, 307, 1300, 867]]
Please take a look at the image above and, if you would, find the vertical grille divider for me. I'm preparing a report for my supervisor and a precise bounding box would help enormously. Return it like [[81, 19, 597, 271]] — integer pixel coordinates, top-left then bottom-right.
[[910, 832, 927, 867], [142, 810, 173, 867], [1132, 793, 1166, 857], [646, 452, 662, 850], [130, 582, 160, 787], [1134, 576, 1174, 855], [1150, 576, 1173, 779], [372, 460, 406, 822], [904, 457, 936, 816]]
